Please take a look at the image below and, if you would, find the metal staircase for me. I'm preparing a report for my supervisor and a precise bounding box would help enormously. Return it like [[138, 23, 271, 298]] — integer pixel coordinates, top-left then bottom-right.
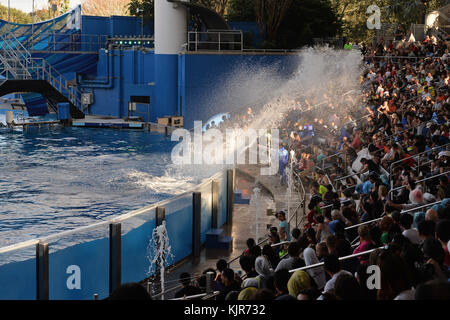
[[0, 34, 85, 118]]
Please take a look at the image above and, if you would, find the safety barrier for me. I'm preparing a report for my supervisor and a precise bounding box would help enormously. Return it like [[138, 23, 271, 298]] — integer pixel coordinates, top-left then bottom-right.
[[289, 247, 384, 273], [0, 169, 235, 300], [388, 171, 450, 200]]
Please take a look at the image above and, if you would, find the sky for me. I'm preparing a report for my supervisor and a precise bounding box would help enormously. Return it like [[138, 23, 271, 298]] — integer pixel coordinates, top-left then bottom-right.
[[0, 0, 82, 13]]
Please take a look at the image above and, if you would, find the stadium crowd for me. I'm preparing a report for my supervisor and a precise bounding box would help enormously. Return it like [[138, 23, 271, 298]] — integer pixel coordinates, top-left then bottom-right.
[[169, 35, 450, 301], [108, 36, 450, 301]]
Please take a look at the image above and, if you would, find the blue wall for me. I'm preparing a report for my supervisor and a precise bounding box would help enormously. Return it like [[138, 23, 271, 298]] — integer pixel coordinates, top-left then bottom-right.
[[0, 171, 229, 300], [80, 48, 155, 121], [179, 53, 300, 129], [82, 16, 154, 37], [79, 51, 299, 126]]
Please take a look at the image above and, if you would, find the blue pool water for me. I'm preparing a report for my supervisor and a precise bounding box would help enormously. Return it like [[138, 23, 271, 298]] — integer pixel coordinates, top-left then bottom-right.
[[0, 119, 217, 247]]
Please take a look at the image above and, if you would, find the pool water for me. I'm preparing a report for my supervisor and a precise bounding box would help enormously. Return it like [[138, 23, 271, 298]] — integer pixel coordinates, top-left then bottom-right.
[[0, 124, 218, 247]]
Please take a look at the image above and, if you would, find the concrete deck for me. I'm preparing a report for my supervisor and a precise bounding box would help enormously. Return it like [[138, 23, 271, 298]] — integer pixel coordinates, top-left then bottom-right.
[[149, 164, 304, 299]]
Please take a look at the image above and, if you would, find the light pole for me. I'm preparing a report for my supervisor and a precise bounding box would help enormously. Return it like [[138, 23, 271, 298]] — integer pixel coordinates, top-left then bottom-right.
[[31, 0, 34, 37], [137, 8, 144, 36], [7, 0, 10, 22]]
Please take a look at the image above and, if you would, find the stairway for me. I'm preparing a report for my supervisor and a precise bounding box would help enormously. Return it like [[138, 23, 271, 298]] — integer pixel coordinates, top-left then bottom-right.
[[205, 229, 233, 251], [0, 34, 85, 119]]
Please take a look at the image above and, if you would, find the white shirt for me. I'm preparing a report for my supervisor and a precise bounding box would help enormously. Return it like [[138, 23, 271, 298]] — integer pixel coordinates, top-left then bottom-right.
[[402, 229, 421, 245], [394, 288, 415, 300], [323, 270, 352, 293], [303, 247, 327, 290]]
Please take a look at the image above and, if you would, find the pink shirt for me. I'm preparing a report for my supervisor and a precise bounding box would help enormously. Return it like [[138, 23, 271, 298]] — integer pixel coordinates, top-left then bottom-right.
[[353, 240, 374, 263]]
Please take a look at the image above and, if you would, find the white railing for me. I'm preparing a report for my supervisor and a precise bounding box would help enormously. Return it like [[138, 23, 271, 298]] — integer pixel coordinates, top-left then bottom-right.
[[289, 247, 384, 273], [188, 30, 243, 52]]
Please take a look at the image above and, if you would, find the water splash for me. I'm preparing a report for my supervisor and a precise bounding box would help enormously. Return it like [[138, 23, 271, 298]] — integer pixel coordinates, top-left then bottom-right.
[[146, 220, 174, 300]]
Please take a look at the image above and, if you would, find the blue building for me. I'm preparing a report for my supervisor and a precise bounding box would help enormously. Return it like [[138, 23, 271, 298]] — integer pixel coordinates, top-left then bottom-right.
[[0, 2, 299, 129]]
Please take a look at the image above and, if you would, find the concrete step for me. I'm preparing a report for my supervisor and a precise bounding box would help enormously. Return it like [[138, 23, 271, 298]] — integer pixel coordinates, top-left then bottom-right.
[[206, 229, 223, 243], [217, 236, 233, 251]]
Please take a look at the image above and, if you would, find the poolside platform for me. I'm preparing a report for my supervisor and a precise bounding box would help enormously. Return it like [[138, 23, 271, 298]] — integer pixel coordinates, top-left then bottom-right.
[[71, 116, 179, 134], [150, 164, 305, 299]]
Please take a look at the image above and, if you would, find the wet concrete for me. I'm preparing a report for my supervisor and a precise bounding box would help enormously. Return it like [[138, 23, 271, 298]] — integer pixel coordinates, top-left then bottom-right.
[[148, 164, 304, 300]]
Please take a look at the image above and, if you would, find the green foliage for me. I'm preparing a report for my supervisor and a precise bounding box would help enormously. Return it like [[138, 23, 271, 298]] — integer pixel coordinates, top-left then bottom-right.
[[384, 0, 447, 26], [191, 0, 229, 16], [59, 0, 71, 15], [226, 0, 256, 21], [276, 0, 340, 49], [0, 4, 32, 24], [128, 0, 154, 21]]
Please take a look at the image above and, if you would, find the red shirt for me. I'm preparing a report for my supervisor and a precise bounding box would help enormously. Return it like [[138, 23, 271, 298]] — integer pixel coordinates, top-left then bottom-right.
[[444, 247, 450, 268]]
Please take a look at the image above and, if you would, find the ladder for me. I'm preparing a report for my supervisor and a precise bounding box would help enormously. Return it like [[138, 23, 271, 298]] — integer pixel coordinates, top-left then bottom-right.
[[0, 34, 86, 113]]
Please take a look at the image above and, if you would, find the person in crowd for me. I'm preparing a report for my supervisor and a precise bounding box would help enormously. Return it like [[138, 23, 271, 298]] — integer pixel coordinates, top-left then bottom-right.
[[274, 270, 296, 300], [323, 254, 352, 293], [377, 249, 415, 300], [316, 242, 329, 262], [214, 259, 228, 291], [243, 238, 256, 256], [263, 244, 281, 270], [418, 220, 436, 242], [175, 272, 202, 299], [287, 270, 312, 298], [353, 225, 376, 264], [239, 255, 258, 283], [435, 220, 450, 267], [400, 213, 421, 245], [243, 256, 274, 289], [275, 242, 305, 272], [334, 273, 363, 300], [277, 211, 291, 242], [217, 268, 241, 300], [107, 283, 152, 301]]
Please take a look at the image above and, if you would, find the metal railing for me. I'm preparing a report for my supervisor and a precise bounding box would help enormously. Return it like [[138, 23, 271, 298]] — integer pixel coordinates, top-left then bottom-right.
[[290, 170, 307, 229], [289, 247, 384, 273], [19, 33, 108, 52], [0, 34, 86, 113], [388, 143, 450, 178], [388, 171, 450, 200], [345, 217, 384, 231], [399, 200, 446, 215], [188, 30, 243, 52], [170, 291, 220, 301]]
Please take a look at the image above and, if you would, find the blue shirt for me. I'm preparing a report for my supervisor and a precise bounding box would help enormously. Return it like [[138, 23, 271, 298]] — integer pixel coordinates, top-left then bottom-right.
[[279, 221, 291, 241]]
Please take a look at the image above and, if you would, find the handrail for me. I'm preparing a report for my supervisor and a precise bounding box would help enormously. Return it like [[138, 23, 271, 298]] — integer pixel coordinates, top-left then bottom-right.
[[151, 284, 183, 299], [345, 199, 446, 233], [170, 291, 220, 301], [289, 170, 306, 228], [271, 241, 292, 248], [388, 171, 450, 199], [226, 236, 270, 267], [334, 171, 361, 182], [289, 247, 384, 273], [388, 143, 450, 176], [400, 200, 445, 215], [320, 152, 345, 170], [345, 217, 383, 230]]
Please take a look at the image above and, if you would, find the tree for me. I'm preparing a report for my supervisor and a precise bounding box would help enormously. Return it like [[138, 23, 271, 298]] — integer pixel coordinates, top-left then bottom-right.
[[82, 0, 131, 17], [48, 0, 71, 16], [191, 0, 229, 17], [128, 0, 154, 21], [385, 0, 447, 26], [328, 0, 393, 44], [226, 0, 256, 21], [277, 0, 340, 49], [254, 0, 292, 44], [0, 5, 32, 23]]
